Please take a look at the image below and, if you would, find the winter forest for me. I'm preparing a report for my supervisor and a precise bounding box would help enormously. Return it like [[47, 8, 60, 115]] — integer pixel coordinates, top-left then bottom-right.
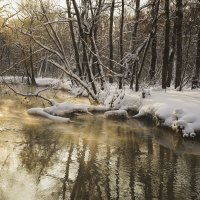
[[1, 0, 200, 199], [0, 0, 200, 91]]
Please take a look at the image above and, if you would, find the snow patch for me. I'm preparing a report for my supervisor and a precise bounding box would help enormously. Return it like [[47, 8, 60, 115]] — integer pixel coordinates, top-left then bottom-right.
[[36, 77, 60, 87]]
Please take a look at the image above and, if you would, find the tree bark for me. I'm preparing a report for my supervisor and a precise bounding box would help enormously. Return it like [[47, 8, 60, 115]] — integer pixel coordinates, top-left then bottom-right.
[[149, 0, 159, 81], [109, 0, 115, 83], [195, 1, 200, 79], [89, 0, 105, 90], [175, 0, 183, 89], [29, 20, 37, 86], [167, 12, 176, 87], [66, 0, 82, 78], [162, 0, 170, 89], [119, 0, 124, 89], [129, 0, 140, 89], [129, 0, 140, 53]]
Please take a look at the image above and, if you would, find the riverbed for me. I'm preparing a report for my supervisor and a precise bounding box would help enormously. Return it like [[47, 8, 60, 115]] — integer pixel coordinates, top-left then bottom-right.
[[0, 86, 200, 200]]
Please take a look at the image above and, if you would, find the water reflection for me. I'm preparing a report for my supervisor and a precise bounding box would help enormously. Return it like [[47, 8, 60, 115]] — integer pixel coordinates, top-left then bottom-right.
[[0, 96, 200, 199]]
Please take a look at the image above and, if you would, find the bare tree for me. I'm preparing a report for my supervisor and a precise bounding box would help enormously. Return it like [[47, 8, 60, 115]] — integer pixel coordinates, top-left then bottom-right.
[[109, 0, 115, 83], [162, 0, 170, 89], [195, 0, 200, 80], [129, 0, 140, 89], [119, 0, 124, 89], [166, 11, 176, 87], [66, 0, 82, 78], [175, 0, 183, 89], [149, 0, 159, 81]]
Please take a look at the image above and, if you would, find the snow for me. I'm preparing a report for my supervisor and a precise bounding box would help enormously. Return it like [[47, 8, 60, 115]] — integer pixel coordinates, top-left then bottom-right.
[[0, 76, 26, 84], [35, 77, 60, 87], [44, 103, 90, 116], [98, 84, 141, 111], [97, 84, 200, 138], [27, 108, 71, 122], [0, 76, 60, 86], [135, 89, 200, 138], [28, 103, 110, 121]]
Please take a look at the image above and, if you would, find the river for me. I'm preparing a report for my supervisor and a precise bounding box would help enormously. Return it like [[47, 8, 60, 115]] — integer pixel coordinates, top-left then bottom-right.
[[0, 85, 200, 200]]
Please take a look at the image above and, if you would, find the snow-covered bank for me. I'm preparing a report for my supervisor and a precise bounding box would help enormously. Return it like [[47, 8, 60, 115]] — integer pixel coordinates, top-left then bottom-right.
[[134, 89, 200, 138], [0, 76, 60, 86], [0, 76, 27, 84], [2, 76, 200, 138], [27, 83, 200, 138], [97, 85, 200, 138]]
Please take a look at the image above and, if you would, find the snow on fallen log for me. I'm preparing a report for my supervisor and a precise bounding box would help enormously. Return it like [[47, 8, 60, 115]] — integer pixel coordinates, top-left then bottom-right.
[[104, 110, 129, 120], [27, 108, 71, 122], [28, 103, 112, 122], [43, 103, 92, 116]]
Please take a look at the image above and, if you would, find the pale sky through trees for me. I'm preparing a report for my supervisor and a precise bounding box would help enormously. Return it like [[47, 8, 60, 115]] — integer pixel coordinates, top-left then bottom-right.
[[1, 0, 147, 12]]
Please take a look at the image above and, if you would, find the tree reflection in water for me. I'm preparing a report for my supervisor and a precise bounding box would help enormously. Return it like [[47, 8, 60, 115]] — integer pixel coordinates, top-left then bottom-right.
[[0, 116, 200, 200]]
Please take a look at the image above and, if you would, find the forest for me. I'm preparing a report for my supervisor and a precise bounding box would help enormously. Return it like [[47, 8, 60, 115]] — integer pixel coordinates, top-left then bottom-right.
[[0, 0, 199, 94]]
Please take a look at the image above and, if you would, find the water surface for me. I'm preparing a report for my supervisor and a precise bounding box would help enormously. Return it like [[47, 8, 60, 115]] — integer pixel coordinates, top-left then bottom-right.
[[0, 86, 200, 200]]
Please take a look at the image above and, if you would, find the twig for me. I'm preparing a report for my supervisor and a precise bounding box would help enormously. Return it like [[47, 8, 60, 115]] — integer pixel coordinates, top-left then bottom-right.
[[5, 83, 54, 105]]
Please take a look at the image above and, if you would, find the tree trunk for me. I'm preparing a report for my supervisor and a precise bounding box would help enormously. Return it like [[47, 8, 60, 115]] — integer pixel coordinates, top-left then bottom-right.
[[149, 0, 158, 81], [66, 0, 82, 78], [109, 0, 115, 83], [129, 0, 140, 89], [167, 13, 176, 87], [89, 0, 105, 90], [119, 0, 124, 89], [175, 0, 183, 89], [195, 21, 200, 79], [29, 22, 37, 86], [162, 0, 170, 89]]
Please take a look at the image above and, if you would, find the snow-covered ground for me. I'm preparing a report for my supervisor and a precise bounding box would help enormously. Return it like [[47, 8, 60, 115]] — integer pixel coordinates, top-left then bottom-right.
[[35, 77, 60, 86], [0, 76, 26, 84], [1, 76, 200, 138], [97, 85, 200, 138], [136, 89, 200, 138]]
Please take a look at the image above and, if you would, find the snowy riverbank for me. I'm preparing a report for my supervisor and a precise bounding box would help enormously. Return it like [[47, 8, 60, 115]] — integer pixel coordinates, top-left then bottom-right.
[[1, 76, 200, 138], [136, 89, 200, 138], [42, 79, 200, 138], [100, 86, 200, 138]]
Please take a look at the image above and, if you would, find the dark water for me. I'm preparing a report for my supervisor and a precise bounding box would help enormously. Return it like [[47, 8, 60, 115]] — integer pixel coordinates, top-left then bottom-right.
[[0, 88, 200, 200]]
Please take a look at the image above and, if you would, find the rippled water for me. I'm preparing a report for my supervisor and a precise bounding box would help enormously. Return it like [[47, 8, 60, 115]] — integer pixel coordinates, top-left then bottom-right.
[[0, 86, 200, 200]]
